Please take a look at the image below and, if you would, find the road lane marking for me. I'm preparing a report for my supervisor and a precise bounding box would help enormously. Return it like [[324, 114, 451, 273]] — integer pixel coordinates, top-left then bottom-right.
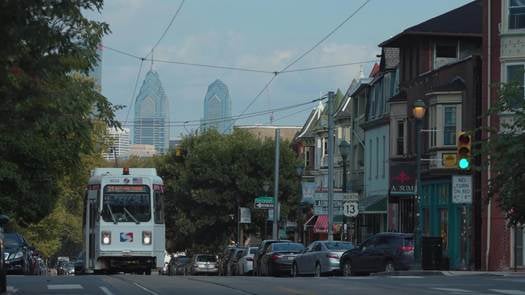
[[100, 286, 114, 295], [388, 276, 423, 279], [133, 282, 160, 295], [47, 284, 83, 290], [431, 288, 472, 293], [490, 290, 525, 295]]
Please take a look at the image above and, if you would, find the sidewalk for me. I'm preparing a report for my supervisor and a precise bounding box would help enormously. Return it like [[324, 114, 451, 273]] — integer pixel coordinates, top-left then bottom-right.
[[372, 270, 525, 277]]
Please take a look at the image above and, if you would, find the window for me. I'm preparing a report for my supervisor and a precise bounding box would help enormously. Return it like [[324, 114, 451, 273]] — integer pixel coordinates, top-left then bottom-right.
[[323, 138, 328, 156], [305, 148, 311, 167], [369, 140, 372, 179], [506, 64, 525, 108], [434, 42, 458, 69], [396, 120, 405, 155], [382, 136, 386, 178], [101, 185, 151, 223], [509, 0, 525, 30], [444, 106, 457, 145], [376, 138, 379, 178], [429, 106, 437, 147], [154, 191, 165, 224]]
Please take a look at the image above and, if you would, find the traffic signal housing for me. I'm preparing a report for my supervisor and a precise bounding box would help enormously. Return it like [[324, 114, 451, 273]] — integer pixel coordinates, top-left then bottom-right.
[[456, 132, 471, 170]]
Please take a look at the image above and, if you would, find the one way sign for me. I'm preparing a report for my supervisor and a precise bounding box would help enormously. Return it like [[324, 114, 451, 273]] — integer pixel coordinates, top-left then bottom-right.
[[254, 196, 274, 209]]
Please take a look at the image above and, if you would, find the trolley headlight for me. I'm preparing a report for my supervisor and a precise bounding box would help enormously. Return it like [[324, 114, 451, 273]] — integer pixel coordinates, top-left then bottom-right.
[[142, 231, 152, 245], [102, 231, 111, 245]]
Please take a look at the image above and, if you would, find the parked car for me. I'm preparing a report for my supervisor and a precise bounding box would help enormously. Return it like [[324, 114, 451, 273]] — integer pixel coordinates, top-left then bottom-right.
[[259, 242, 305, 277], [236, 247, 258, 275], [3, 233, 32, 275], [74, 252, 85, 275], [253, 239, 291, 276], [169, 255, 191, 275], [218, 246, 237, 276], [340, 232, 415, 276], [292, 241, 354, 277], [0, 215, 10, 293], [227, 248, 246, 276], [185, 254, 218, 275]]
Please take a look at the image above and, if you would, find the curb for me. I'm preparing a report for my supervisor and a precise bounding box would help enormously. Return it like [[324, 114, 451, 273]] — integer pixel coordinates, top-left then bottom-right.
[[371, 270, 444, 276]]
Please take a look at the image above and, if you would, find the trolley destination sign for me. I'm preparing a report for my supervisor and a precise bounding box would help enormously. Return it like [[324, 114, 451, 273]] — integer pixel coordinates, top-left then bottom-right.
[[254, 196, 274, 209]]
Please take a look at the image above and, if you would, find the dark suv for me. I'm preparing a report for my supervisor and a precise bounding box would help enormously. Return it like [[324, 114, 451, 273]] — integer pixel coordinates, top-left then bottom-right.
[[340, 232, 414, 276], [4, 233, 32, 275]]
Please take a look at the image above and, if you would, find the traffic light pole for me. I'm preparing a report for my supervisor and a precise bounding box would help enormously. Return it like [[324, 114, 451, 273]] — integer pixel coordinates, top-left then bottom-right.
[[272, 128, 280, 240], [327, 91, 334, 241], [415, 117, 423, 266]]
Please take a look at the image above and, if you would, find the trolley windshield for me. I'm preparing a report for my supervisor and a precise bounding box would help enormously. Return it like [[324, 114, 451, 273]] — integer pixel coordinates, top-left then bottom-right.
[[101, 185, 151, 223]]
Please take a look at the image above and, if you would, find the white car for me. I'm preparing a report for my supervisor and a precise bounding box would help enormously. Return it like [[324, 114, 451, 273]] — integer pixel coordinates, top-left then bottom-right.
[[160, 251, 172, 275], [236, 247, 258, 275]]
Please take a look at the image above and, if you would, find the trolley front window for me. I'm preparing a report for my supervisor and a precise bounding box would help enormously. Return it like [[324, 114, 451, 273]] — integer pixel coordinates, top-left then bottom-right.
[[101, 185, 151, 223]]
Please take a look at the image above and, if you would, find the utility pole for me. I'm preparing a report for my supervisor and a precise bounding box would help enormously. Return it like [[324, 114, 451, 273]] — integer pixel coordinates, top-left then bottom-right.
[[327, 91, 334, 241], [272, 128, 280, 240]]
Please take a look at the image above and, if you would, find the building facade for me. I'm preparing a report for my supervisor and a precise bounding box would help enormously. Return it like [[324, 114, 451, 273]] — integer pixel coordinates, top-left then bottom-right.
[[482, 0, 525, 270], [133, 70, 170, 154], [201, 79, 232, 134], [103, 127, 130, 160]]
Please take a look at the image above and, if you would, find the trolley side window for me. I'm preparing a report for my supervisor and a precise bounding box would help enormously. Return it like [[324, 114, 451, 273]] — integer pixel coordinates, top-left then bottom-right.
[[154, 184, 165, 224], [101, 185, 151, 223]]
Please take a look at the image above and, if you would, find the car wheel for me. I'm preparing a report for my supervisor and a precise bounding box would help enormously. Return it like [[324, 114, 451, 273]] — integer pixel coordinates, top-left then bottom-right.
[[291, 263, 298, 278], [342, 260, 353, 277], [314, 263, 321, 278], [384, 261, 395, 273]]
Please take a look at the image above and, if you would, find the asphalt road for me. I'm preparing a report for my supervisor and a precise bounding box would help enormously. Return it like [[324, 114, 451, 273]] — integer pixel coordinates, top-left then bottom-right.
[[6, 273, 525, 295]]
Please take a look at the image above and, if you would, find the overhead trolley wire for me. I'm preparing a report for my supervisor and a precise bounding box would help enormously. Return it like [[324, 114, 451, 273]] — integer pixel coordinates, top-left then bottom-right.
[[145, 0, 186, 59]]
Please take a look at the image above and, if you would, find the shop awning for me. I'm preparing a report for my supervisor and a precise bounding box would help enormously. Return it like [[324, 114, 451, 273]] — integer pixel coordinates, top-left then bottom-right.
[[313, 215, 341, 234], [358, 195, 387, 214]]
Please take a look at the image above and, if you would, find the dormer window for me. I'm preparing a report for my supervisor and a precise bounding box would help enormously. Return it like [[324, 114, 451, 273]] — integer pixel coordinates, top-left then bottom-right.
[[509, 0, 525, 30], [434, 41, 459, 69]]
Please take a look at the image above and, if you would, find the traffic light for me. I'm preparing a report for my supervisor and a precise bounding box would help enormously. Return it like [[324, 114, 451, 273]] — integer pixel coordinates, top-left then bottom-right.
[[456, 132, 471, 170], [174, 146, 186, 162]]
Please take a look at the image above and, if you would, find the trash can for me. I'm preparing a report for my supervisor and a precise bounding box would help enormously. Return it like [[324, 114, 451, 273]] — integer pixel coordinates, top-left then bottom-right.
[[422, 236, 442, 270]]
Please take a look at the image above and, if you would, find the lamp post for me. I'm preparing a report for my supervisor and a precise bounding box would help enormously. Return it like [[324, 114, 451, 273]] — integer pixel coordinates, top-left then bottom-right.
[[339, 140, 351, 240], [412, 99, 426, 264], [296, 163, 304, 243]]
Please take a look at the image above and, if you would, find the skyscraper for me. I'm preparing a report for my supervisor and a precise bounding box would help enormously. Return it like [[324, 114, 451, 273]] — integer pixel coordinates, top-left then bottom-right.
[[133, 70, 170, 154], [201, 79, 232, 134]]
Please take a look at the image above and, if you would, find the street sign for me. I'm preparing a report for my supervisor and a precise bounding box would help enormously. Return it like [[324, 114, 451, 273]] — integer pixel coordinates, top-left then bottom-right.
[[239, 207, 251, 224], [343, 201, 359, 217], [442, 153, 457, 168], [254, 196, 274, 209], [452, 175, 472, 204]]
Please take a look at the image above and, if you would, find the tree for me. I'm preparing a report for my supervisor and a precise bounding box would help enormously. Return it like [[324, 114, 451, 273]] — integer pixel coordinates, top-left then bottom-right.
[[482, 79, 525, 225], [0, 1, 119, 225], [157, 130, 301, 252]]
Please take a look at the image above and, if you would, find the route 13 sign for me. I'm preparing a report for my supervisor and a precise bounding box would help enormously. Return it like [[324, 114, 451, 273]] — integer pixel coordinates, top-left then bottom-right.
[[343, 201, 359, 217]]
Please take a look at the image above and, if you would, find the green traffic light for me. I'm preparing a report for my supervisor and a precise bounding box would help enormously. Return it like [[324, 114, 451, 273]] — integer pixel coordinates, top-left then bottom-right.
[[458, 158, 470, 170]]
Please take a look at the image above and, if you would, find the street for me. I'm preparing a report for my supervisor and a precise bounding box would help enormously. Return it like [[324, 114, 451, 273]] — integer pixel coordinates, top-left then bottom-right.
[[6, 274, 525, 295]]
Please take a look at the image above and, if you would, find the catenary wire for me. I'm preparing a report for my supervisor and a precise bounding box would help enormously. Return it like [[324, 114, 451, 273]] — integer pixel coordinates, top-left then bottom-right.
[[145, 0, 186, 59], [123, 58, 145, 125], [269, 105, 317, 124], [280, 59, 377, 73]]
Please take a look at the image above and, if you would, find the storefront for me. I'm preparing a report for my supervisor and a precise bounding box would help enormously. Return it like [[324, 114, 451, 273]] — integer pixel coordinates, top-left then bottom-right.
[[421, 179, 472, 270], [388, 163, 417, 233]]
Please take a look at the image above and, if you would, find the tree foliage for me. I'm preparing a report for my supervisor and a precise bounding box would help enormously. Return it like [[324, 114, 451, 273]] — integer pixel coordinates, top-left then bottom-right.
[[0, 0, 119, 225], [157, 130, 301, 252], [482, 80, 525, 225]]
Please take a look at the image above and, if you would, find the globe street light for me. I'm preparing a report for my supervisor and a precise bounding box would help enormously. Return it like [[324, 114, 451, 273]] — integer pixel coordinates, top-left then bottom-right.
[[412, 99, 426, 265], [339, 140, 351, 241]]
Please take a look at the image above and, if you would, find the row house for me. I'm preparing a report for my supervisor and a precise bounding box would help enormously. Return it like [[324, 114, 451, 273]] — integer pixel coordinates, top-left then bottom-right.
[[482, 0, 525, 270], [380, 0, 483, 269]]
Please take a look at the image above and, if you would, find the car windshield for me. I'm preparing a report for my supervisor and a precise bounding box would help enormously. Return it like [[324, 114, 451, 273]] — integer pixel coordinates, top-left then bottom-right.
[[324, 242, 354, 250], [101, 185, 151, 223], [176, 257, 190, 263], [196, 255, 217, 262], [272, 243, 304, 252], [4, 234, 22, 247]]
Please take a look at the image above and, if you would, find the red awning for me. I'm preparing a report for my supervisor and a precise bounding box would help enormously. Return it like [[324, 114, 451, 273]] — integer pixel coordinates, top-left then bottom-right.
[[313, 215, 340, 234], [313, 215, 328, 234]]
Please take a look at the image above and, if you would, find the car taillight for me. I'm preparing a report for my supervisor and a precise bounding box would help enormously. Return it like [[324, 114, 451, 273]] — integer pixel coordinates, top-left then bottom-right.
[[326, 253, 339, 259], [400, 246, 414, 252], [271, 254, 282, 261], [246, 257, 253, 261], [102, 231, 111, 245]]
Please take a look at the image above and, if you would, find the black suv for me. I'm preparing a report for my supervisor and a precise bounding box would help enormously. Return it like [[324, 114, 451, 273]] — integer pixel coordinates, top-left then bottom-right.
[[4, 233, 32, 275], [340, 232, 414, 276]]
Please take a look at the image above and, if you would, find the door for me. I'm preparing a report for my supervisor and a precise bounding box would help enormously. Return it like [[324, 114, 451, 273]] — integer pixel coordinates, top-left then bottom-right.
[[352, 237, 376, 272], [306, 243, 322, 274], [295, 243, 313, 274], [367, 236, 389, 271], [88, 199, 97, 268]]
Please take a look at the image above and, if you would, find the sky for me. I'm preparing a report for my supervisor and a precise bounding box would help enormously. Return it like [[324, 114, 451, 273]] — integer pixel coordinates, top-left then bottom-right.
[[95, 0, 472, 139]]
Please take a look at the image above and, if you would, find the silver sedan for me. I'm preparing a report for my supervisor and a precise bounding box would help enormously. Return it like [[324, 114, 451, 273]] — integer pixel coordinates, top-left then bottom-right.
[[291, 241, 354, 277]]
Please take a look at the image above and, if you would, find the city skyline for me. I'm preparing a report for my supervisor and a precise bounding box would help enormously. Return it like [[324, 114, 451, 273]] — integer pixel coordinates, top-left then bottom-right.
[[201, 79, 232, 134]]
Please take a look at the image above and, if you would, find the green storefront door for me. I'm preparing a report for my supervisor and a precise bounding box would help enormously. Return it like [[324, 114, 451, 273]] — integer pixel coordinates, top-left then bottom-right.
[[422, 181, 472, 270]]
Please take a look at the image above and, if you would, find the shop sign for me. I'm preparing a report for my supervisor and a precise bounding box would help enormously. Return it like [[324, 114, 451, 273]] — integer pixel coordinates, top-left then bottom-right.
[[301, 181, 317, 204], [390, 164, 416, 195]]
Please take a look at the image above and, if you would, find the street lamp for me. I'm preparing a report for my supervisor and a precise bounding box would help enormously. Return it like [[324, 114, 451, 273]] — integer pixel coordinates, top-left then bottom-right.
[[412, 99, 426, 265], [339, 140, 351, 241]]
